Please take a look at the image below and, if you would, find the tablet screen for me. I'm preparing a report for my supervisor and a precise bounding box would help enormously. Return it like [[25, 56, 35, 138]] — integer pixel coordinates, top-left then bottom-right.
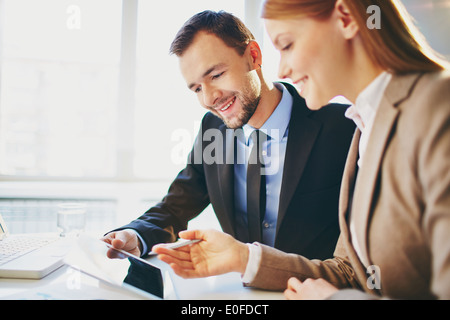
[[65, 236, 164, 299]]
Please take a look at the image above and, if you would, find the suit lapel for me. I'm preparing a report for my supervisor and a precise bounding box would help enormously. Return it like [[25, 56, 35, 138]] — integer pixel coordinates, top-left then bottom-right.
[[216, 124, 236, 237], [350, 73, 422, 266], [277, 91, 321, 233]]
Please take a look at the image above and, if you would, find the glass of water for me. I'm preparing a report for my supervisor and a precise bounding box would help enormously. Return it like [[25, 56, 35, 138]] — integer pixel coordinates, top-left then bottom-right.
[[57, 203, 86, 237]]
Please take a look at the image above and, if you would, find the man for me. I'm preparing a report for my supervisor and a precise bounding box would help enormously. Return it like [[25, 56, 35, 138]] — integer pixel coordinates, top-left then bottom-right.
[[102, 10, 355, 259]]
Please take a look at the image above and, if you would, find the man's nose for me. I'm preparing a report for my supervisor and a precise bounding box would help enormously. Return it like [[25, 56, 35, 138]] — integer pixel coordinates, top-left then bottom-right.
[[202, 84, 222, 108]]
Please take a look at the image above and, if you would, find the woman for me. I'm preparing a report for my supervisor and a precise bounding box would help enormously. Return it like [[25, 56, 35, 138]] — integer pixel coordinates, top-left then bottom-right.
[[153, 0, 450, 299]]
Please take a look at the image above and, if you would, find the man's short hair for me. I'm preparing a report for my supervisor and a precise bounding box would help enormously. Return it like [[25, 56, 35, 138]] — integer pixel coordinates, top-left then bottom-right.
[[169, 10, 255, 57]]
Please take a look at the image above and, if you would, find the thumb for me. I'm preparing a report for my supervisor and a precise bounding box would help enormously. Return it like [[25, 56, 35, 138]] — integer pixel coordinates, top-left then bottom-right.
[[179, 229, 204, 241], [111, 230, 133, 249], [287, 277, 303, 292]]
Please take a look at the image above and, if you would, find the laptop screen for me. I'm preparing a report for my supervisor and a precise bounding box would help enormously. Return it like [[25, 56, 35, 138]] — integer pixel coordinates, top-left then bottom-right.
[[65, 236, 165, 299]]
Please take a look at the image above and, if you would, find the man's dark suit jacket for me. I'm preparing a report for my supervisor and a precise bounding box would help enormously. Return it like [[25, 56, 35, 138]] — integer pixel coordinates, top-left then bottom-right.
[[116, 83, 355, 259]]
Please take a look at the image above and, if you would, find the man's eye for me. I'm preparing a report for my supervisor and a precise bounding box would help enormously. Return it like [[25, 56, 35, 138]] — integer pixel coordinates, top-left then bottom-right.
[[194, 87, 202, 93], [212, 72, 225, 80]]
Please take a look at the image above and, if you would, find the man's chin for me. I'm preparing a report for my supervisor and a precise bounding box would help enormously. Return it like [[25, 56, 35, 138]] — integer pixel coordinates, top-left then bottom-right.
[[211, 112, 241, 129], [210, 104, 255, 129], [222, 119, 242, 130]]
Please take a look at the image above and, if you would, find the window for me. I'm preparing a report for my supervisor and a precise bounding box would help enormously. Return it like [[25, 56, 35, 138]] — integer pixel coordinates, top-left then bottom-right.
[[0, 0, 252, 181], [0, 0, 122, 178], [133, 0, 246, 179], [1, 0, 449, 182], [402, 0, 450, 60], [0, 0, 255, 233], [1, 0, 448, 234]]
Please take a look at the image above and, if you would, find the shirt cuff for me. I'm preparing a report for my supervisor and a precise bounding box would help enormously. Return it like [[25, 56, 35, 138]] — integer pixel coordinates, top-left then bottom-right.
[[241, 243, 262, 284]]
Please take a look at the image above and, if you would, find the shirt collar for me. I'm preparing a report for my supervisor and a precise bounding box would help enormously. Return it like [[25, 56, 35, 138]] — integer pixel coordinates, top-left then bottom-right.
[[243, 82, 293, 145], [345, 71, 392, 131]]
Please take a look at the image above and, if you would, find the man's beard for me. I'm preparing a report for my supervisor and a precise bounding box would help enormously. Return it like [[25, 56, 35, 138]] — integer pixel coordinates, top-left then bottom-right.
[[211, 92, 261, 129]]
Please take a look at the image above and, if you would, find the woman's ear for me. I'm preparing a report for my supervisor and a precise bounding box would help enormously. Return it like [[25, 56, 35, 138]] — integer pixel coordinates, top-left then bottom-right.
[[334, 0, 359, 40]]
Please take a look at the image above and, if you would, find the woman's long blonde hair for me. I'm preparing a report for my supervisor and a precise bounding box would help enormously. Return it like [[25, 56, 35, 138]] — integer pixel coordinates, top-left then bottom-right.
[[262, 0, 448, 73]]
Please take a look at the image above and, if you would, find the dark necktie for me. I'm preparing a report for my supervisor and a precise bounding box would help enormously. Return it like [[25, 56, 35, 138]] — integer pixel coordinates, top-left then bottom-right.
[[247, 130, 266, 243]]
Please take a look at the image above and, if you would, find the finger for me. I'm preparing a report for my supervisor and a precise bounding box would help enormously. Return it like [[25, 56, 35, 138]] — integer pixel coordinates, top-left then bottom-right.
[[106, 247, 127, 260], [175, 245, 192, 253], [285, 278, 304, 300], [157, 254, 194, 270], [100, 233, 114, 245], [111, 231, 133, 249], [153, 246, 191, 261], [284, 288, 299, 300], [178, 229, 201, 240], [287, 277, 303, 291], [101, 232, 127, 249]]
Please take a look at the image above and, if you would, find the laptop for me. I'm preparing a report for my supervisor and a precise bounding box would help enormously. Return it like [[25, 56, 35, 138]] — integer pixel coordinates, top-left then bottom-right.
[[64, 235, 178, 300], [0, 213, 72, 279]]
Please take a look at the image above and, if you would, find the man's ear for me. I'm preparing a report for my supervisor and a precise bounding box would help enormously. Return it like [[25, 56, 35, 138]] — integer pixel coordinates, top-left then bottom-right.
[[334, 0, 359, 40], [246, 40, 263, 70]]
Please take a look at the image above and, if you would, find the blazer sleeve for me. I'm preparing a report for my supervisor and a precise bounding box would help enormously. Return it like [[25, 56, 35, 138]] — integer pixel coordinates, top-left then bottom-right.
[[112, 115, 212, 255], [247, 235, 362, 291]]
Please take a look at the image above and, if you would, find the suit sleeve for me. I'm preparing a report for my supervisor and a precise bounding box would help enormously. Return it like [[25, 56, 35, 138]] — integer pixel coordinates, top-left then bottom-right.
[[247, 235, 362, 291], [112, 115, 211, 255]]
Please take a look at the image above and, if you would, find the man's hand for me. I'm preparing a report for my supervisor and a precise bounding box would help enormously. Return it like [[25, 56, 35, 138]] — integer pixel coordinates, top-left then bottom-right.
[[284, 277, 339, 300], [152, 229, 249, 279], [101, 230, 142, 257]]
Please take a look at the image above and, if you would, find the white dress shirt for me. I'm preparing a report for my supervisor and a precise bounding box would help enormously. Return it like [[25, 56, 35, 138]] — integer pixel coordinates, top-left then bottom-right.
[[242, 71, 393, 283], [345, 72, 393, 168]]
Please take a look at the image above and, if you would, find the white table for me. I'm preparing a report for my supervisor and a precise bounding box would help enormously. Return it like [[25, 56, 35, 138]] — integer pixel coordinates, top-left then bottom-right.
[[0, 243, 284, 301]]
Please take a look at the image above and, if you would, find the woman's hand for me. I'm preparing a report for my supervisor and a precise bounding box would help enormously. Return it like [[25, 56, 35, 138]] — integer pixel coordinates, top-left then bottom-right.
[[152, 229, 249, 279], [284, 277, 339, 300]]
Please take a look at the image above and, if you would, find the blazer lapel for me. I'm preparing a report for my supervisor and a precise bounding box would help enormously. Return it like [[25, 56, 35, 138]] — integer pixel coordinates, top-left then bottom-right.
[[277, 94, 321, 233], [350, 73, 422, 266], [216, 124, 236, 237], [338, 129, 361, 224], [337, 129, 372, 287]]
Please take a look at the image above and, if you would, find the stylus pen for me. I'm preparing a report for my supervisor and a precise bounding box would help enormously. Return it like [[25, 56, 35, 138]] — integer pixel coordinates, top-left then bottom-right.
[[148, 239, 201, 256]]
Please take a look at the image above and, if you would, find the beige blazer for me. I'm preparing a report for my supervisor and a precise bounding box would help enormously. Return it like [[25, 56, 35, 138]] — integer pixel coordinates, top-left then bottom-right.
[[248, 71, 450, 299]]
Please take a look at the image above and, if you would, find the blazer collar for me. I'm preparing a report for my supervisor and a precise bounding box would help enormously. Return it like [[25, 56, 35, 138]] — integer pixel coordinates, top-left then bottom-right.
[[337, 129, 372, 284], [339, 129, 360, 223], [348, 72, 423, 267], [384, 72, 424, 107]]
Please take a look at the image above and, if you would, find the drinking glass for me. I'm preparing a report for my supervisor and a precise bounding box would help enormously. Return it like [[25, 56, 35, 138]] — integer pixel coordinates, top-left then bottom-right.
[[57, 203, 86, 237]]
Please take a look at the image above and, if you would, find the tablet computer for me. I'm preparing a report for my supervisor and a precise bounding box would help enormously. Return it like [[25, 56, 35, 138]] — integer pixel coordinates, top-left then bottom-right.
[[65, 236, 171, 300]]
